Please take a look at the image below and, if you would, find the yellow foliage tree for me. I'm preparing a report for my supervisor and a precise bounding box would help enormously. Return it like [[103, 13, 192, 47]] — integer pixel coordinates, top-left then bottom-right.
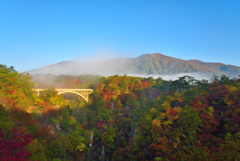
[[26, 139, 47, 161]]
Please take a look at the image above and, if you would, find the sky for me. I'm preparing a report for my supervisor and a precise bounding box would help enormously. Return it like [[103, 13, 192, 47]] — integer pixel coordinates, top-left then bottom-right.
[[0, 0, 240, 73]]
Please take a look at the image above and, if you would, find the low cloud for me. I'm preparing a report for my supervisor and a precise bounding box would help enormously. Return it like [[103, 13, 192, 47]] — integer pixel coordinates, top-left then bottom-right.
[[28, 47, 135, 76], [117, 72, 213, 82], [28, 62, 216, 82], [28, 50, 232, 83]]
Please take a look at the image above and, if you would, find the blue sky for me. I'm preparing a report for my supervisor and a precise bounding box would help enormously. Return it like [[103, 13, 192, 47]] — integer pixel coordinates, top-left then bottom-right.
[[1, 0, 240, 72]]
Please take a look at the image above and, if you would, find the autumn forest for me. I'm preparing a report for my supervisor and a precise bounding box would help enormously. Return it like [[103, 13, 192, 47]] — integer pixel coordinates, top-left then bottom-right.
[[1, 64, 240, 161]]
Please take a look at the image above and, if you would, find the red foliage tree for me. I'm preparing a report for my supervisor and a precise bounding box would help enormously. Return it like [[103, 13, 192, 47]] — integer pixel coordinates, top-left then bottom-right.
[[0, 128, 32, 161]]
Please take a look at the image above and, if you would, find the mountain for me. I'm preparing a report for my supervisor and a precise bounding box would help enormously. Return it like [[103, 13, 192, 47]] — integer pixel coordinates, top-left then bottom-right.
[[189, 59, 240, 77], [27, 53, 240, 78]]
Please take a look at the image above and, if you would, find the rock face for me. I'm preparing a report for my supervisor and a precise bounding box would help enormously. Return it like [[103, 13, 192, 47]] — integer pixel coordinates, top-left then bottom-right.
[[89, 131, 93, 148], [27, 53, 240, 78], [48, 124, 56, 134]]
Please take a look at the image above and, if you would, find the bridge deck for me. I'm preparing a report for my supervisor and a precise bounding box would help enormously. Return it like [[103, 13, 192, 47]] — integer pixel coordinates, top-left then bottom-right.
[[33, 89, 93, 91]]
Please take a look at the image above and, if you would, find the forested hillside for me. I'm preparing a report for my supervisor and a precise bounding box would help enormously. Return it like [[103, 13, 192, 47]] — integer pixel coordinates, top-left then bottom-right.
[[1, 64, 240, 161]]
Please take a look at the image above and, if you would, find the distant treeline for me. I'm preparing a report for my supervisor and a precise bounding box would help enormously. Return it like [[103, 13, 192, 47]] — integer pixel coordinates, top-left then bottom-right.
[[31, 73, 102, 89]]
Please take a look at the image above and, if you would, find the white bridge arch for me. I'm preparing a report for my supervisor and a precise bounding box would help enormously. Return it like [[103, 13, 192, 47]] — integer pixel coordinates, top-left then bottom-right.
[[33, 89, 93, 102]]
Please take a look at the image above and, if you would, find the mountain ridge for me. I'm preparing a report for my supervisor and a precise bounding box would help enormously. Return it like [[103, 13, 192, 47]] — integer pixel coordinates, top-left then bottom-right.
[[27, 53, 240, 78]]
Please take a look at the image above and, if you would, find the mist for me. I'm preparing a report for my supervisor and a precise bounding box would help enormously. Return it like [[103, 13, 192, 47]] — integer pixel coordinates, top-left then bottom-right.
[[29, 61, 213, 81], [27, 51, 237, 83], [28, 48, 134, 76], [120, 72, 213, 82]]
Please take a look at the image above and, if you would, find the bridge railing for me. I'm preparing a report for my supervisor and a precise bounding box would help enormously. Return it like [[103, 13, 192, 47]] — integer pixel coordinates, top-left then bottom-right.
[[33, 89, 94, 91]]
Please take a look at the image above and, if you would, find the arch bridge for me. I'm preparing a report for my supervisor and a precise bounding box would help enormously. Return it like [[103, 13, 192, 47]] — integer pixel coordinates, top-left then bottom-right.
[[33, 89, 93, 102]]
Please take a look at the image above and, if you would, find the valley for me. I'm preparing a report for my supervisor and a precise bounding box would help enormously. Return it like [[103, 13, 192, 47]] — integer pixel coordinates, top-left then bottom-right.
[[1, 64, 240, 160]]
